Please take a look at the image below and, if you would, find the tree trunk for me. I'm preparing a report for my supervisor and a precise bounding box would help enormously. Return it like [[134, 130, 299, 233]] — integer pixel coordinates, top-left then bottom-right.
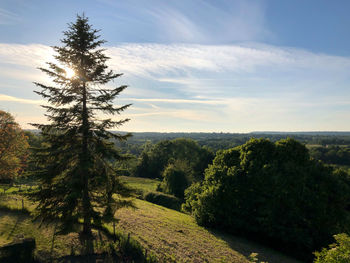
[[81, 81, 92, 239]]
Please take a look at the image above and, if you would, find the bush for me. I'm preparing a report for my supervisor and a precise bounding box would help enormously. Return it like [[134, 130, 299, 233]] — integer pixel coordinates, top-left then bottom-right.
[[144, 191, 182, 210], [182, 182, 202, 213], [160, 160, 191, 199], [314, 233, 350, 263], [185, 138, 350, 260]]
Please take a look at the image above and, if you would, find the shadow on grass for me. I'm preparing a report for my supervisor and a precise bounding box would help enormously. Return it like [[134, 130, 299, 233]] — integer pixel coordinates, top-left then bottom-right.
[[0, 210, 154, 263], [206, 228, 302, 263], [0, 204, 31, 215], [6, 216, 25, 241]]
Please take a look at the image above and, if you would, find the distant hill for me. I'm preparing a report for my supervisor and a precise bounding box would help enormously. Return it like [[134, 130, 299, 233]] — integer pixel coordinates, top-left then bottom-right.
[[251, 131, 350, 136], [25, 130, 350, 152]]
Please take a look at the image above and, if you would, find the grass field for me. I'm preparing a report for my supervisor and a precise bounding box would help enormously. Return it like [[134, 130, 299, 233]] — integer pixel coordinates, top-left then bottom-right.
[[120, 176, 160, 195], [0, 179, 301, 263], [115, 199, 300, 263]]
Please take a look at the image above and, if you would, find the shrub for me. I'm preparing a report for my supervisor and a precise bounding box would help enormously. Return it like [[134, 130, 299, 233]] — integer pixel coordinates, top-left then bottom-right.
[[182, 182, 202, 213], [160, 160, 192, 199], [144, 191, 182, 210], [314, 233, 350, 263], [185, 138, 350, 260]]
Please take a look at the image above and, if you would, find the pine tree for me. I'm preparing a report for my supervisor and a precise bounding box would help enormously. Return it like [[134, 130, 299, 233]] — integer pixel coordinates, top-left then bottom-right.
[[30, 14, 133, 239]]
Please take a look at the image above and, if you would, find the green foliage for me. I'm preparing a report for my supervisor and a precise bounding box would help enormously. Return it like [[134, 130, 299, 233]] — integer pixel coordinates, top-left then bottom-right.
[[159, 160, 191, 199], [24, 131, 44, 148], [314, 233, 350, 263], [144, 191, 182, 210], [114, 156, 139, 177], [112, 131, 350, 153], [0, 110, 29, 183], [185, 138, 350, 260], [181, 182, 202, 213], [309, 145, 350, 166], [29, 15, 133, 236], [134, 138, 213, 180]]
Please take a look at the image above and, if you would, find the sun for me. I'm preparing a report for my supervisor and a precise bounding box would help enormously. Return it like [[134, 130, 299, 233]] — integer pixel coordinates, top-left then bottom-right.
[[64, 67, 75, 78]]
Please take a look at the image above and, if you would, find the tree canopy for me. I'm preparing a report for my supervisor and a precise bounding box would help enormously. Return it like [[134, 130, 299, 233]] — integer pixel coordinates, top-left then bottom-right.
[[134, 138, 213, 180], [0, 110, 28, 183], [183, 138, 350, 260]]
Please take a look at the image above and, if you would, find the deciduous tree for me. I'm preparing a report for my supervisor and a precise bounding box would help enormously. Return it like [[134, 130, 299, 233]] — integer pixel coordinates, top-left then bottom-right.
[[0, 110, 28, 183]]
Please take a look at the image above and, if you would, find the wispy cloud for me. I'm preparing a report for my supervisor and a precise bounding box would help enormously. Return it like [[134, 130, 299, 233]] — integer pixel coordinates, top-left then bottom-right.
[[0, 44, 53, 67], [0, 8, 20, 25], [1, 42, 350, 131], [99, 0, 270, 43], [0, 94, 44, 105], [147, 7, 205, 43], [106, 43, 350, 78], [124, 97, 223, 105], [2, 43, 350, 81]]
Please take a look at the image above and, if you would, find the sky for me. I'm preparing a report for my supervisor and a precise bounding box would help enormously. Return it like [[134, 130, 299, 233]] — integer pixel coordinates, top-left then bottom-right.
[[0, 0, 350, 132]]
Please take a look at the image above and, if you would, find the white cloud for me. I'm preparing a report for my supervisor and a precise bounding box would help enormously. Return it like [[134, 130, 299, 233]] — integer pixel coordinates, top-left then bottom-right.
[[2, 43, 349, 81], [124, 97, 223, 105], [0, 44, 53, 67], [1, 42, 350, 131], [105, 43, 350, 78], [0, 94, 44, 105]]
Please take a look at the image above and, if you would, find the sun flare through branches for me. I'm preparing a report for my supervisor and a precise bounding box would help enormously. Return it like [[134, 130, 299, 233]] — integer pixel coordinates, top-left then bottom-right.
[[64, 67, 75, 78]]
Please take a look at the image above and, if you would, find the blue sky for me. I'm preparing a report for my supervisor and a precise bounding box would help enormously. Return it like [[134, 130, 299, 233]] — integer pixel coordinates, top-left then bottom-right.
[[0, 0, 350, 132]]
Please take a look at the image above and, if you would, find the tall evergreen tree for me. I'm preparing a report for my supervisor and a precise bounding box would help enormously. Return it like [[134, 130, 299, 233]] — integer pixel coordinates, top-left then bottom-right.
[[30, 14, 133, 238]]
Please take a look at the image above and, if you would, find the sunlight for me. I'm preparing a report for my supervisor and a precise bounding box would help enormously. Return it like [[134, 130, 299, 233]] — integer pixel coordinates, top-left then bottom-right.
[[64, 67, 75, 78]]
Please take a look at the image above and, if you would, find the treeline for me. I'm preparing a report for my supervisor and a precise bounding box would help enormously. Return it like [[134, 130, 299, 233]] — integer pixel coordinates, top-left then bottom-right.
[[309, 145, 350, 167], [114, 131, 350, 152]]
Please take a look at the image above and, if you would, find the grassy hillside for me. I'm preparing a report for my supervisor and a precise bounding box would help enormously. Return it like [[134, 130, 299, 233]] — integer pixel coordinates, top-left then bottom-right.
[[0, 179, 301, 263], [115, 199, 300, 263]]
